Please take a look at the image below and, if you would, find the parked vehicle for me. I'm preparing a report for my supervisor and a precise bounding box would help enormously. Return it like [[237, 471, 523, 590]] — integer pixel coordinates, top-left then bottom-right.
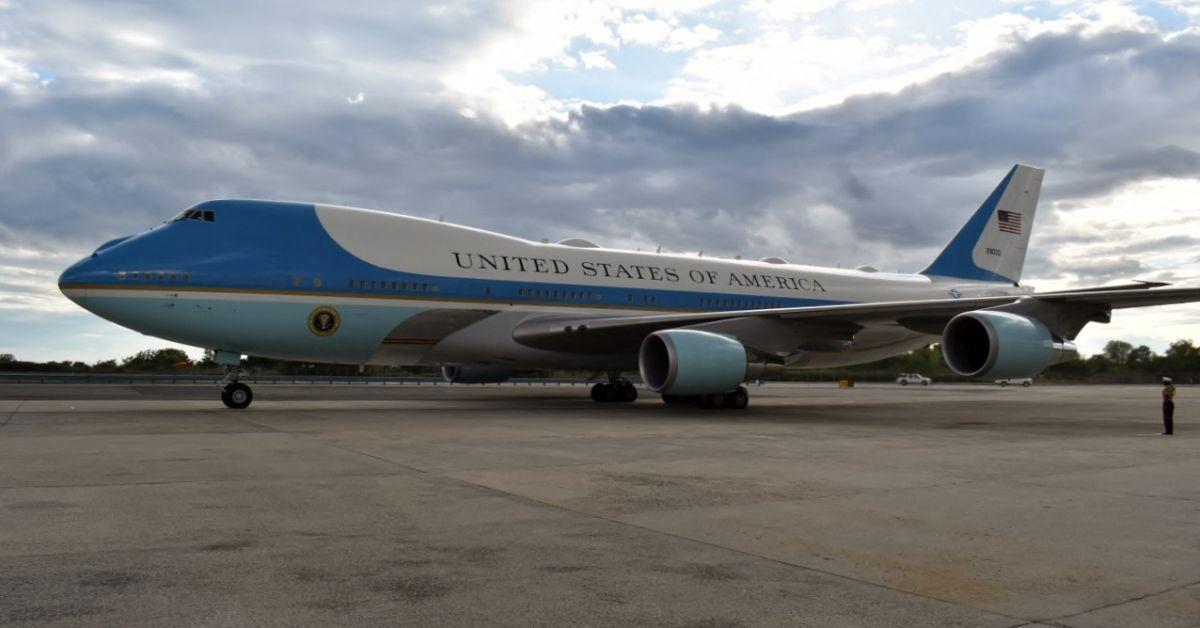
[[896, 373, 932, 386], [996, 378, 1033, 387]]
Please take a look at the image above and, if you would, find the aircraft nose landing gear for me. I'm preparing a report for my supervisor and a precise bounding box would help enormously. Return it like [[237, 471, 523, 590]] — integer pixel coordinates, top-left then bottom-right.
[[218, 362, 253, 409]]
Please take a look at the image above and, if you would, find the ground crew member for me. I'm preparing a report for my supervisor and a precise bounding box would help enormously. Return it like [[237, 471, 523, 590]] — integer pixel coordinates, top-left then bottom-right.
[[1161, 377, 1176, 435]]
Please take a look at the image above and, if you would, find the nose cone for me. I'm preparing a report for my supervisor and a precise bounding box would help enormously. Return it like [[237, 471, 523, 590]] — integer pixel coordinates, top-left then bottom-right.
[[59, 256, 94, 309]]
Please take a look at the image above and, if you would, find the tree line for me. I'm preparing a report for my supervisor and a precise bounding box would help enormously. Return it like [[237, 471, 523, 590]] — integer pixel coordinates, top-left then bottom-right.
[[785, 339, 1200, 384], [2, 338, 1199, 382]]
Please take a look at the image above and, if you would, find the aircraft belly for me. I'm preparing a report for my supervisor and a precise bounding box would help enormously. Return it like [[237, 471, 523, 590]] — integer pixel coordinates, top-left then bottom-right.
[[367, 308, 497, 365], [425, 310, 635, 370]]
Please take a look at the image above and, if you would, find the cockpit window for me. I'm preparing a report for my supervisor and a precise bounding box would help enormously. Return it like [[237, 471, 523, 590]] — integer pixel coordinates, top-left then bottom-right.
[[172, 209, 215, 222]]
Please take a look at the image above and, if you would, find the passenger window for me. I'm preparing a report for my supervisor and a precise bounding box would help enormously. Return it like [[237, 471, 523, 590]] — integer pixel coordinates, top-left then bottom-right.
[[117, 271, 126, 280]]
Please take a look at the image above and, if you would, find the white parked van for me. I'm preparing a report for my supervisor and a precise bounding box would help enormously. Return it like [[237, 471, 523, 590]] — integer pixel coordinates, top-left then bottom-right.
[[896, 373, 932, 386]]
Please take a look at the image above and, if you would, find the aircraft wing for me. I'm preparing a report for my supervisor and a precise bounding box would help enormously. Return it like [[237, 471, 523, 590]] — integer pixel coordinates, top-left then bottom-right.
[[511, 286, 1200, 355]]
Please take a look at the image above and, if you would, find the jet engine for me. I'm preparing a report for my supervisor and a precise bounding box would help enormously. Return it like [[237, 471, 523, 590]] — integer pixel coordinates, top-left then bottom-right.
[[440, 365, 512, 384], [638, 329, 782, 395], [941, 311, 1078, 379]]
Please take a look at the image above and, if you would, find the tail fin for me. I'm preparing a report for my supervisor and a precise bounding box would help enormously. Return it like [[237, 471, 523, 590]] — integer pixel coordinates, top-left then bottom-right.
[[921, 164, 1043, 285]]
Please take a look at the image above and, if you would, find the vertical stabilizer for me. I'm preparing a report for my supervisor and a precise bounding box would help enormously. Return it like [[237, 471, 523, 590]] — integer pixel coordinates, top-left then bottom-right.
[[921, 164, 1043, 284]]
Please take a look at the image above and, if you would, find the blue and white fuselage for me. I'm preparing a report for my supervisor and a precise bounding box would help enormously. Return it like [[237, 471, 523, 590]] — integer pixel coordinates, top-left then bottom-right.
[[59, 200, 1016, 370]]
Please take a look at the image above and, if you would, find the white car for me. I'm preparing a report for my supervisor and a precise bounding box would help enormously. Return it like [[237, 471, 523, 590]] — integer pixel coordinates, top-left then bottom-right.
[[996, 378, 1033, 387], [896, 373, 931, 386]]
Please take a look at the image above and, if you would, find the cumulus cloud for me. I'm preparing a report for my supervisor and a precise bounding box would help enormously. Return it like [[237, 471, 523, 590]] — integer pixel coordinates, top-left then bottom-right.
[[578, 50, 616, 70]]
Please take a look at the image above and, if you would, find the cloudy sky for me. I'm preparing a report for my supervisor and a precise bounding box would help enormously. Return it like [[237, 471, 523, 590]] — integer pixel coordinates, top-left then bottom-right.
[[2, 0, 1199, 363]]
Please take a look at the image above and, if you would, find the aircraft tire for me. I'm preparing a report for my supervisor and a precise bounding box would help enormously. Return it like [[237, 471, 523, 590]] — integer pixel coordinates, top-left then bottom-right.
[[618, 382, 638, 402], [222, 383, 253, 409], [724, 387, 749, 410], [591, 383, 615, 403]]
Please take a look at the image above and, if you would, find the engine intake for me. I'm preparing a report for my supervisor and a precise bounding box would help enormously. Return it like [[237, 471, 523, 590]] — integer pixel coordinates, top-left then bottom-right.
[[639, 329, 782, 395], [441, 365, 511, 384], [942, 311, 1077, 379]]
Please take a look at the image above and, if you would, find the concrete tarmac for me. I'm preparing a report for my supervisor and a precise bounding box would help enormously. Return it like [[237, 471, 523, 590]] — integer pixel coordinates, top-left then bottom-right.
[[0, 383, 1196, 627]]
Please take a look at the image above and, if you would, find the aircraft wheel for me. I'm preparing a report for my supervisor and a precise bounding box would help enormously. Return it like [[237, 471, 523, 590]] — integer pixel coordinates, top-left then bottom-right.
[[661, 394, 686, 404], [723, 387, 749, 410], [222, 383, 253, 409], [591, 383, 615, 403], [617, 382, 638, 402], [697, 393, 725, 409]]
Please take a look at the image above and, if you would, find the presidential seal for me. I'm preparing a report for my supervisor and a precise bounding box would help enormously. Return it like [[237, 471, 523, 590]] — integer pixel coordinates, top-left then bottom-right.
[[308, 306, 340, 337]]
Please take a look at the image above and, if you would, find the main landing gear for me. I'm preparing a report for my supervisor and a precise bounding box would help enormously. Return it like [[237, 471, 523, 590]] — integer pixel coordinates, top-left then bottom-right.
[[591, 378, 638, 403], [219, 365, 253, 409], [662, 386, 749, 410]]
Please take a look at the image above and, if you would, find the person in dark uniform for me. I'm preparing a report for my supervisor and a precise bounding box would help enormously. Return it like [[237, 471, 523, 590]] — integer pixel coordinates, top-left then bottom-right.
[[1161, 377, 1176, 435]]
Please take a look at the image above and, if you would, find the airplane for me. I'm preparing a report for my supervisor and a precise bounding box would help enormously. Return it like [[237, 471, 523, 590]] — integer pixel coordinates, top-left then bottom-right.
[[58, 164, 1200, 410]]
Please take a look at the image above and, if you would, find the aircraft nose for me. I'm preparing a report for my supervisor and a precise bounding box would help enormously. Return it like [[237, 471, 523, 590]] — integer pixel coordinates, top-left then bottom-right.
[[59, 256, 94, 308]]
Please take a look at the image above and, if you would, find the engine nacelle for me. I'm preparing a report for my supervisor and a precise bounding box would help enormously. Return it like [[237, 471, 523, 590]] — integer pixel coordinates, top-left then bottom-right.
[[942, 311, 1078, 379], [638, 329, 781, 395], [441, 365, 511, 384]]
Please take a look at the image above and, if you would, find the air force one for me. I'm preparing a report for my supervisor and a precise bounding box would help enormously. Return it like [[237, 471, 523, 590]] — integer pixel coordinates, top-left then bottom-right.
[[59, 164, 1200, 409]]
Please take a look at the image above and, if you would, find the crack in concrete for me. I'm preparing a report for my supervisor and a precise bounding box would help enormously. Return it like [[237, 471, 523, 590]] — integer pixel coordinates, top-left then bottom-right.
[[1, 400, 24, 428], [1042, 577, 1200, 625]]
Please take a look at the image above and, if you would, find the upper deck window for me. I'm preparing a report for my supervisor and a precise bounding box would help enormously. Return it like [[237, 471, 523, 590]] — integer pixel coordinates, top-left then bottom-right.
[[172, 209, 215, 222]]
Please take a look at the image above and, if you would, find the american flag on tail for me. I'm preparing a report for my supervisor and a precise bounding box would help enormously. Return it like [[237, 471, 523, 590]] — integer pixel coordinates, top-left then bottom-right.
[[997, 210, 1022, 235]]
